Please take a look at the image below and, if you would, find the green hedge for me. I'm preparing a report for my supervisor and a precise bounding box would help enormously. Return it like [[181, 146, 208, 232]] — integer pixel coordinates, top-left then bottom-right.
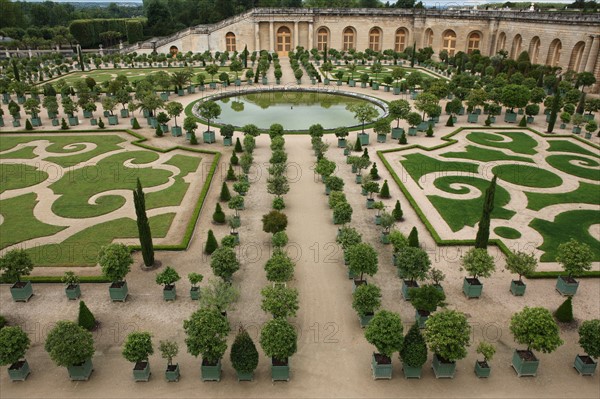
[[1, 276, 110, 284], [69, 18, 145, 48]]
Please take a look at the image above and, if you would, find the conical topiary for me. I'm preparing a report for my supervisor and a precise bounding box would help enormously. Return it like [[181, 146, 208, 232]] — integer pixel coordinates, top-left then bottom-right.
[[25, 119, 33, 130], [519, 115, 527, 127], [97, 117, 105, 129], [555, 296, 574, 323], [445, 115, 454, 127], [230, 326, 259, 375], [155, 124, 163, 137], [362, 148, 370, 161], [354, 136, 362, 152], [61, 118, 69, 130], [234, 137, 243, 153], [226, 165, 237, 181], [230, 152, 239, 166], [425, 124, 434, 137], [400, 323, 427, 368], [370, 162, 380, 180], [408, 227, 419, 248], [392, 200, 403, 221], [213, 203, 226, 224], [132, 117, 141, 129], [205, 230, 219, 255], [399, 131, 407, 145], [220, 182, 231, 202], [190, 132, 198, 145], [78, 300, 96, 331], [379, 180, 390, 199]]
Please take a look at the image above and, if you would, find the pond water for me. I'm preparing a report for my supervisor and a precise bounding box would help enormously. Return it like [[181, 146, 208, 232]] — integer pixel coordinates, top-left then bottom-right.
[[209, 90, 385, 131]]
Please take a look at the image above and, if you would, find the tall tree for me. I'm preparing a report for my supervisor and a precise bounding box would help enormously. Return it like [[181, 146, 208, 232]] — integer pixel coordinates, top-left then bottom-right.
[[475, 175, 497, 249], [547, 77, 562, 133], [133, 178, 154, 267]]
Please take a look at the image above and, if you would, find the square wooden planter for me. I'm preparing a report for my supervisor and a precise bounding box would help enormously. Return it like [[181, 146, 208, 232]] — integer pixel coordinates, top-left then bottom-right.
[[574, 355, 597, 376], [391, 128, 404, 139], [203, 131, 216, 144], [511, 349, 539, 377], [371, 353, 393, 380], [510, 280, 526, 296], [201, 358, 222, 381], [402, 363, 422, 379], [401, 280, 419, 300], [359, 313, 374, 328], [163, 285, 176, 301], [190, 287, 200, 300], [133, 361, 151, 381], [474, 361, 491, 378], [556, 276, 579, 296], [165, 364, 180, 382], [8, 360, 31, 381], [65, 284, 81, 300], [271, 358, 290, 381], [10, 281, 33, 302], [109, 281, 128, 302], [432, 354, 456, 378], [67, 358, 93, 381], [463, 277, 483, 298], [358, 133, 370, 146]]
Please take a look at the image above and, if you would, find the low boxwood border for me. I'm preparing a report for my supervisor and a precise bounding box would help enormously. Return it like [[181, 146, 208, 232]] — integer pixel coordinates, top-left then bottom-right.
[[377, 126, 600, 279], [1, 275, 110, 284], [0, 128, 221, 277]]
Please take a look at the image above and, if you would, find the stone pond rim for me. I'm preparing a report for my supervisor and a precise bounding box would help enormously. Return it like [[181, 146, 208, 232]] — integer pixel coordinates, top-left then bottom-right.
[[191, 87, 389, 133]]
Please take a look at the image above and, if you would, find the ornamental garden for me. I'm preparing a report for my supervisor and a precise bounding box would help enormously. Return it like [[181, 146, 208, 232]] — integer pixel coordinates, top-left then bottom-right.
[[0, 45, 599, 397]]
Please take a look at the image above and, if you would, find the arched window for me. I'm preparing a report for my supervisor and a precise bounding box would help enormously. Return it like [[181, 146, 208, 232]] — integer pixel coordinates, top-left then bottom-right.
[[369, 27, 382, 52], [169, 46, 178, 57], [276, 26, 291, 53], [529, 37, 541, 64], [343, 27, 355, 51], [225, 32, 236, 52], [569, 41, 586, 72], [497, 32, 507, 53], [546, 39, 562, 67], [424, 28, 433, 48], [510, 35, 522, 60], [467, 32, 481, 54], [317, 27, 329, 51], [442, 30, 457, 57], [395, 28, 408, 52]]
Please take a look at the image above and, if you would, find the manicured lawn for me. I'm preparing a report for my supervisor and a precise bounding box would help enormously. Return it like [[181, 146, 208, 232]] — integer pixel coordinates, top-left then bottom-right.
[[25, 213, 174, 266], [0, 193, 66, 248], [442, 145, 534, 164], [428, 175, 515, 232], [494, 226, 522, 239], [546, 154, 600, 181], [492, 164, 563, 188], [466, 131, 539, 155], [547, 140, 599, 158], [0, 164, 48, 194], [526, 182, 600, 211], [400, 153, 478, 187], [530, 210, 600, 261], [145, 154, 202, 209]]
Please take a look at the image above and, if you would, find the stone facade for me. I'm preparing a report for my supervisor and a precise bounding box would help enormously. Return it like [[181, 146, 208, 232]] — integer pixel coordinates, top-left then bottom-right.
[[125, 8, 600, 92]]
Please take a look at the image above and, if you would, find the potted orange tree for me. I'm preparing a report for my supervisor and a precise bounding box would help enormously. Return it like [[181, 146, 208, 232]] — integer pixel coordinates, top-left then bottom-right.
[[396, 247, 431, 300], [260, 318, 298, 381], [0, 326, 31, 381], [424, 309, 471, 378], [98, 243, 132, 302], [159, 340, 180, 382], [461, 248, 495, 299], [365, 310, 404, 379], [352, 283, 382, 328], [122, 331, 154, 382], [505, 250, 537, 296], [575, 319, 600, 376], [45, 321, 95, 381], [474, 341, 496, 378], [155, 266, 181, 301], [555, 239, 593, 296], [0, 249, 34, 302]]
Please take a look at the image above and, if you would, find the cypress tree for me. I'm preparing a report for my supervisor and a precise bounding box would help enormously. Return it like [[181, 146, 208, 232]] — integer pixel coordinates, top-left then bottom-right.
[[399, 131, 407, 145], [379, 180, 391, 199], [353, 136, 362, 152], [78, 301, 96, 331], [518, 115, 527, 127], [475, 175, 497, 249], [205, 229, 218, 254], [25, 119, 33, 130], [555, 296, 573, 323], [61, 118, 69, 130], [576, 92, 586, 115], [408, 227, 419, 247], [77, 45, 85, 72], [230, 152, 239, 166], [446, 115, 454, 127], [213, 203, 226, 224], [392, 200, 403, 221], [234, 137, 243, 153], [190, 132, 198, 145], [425, 124, 434, 137], [226, 164, 237, 181], [369, 162, 380, 180], [132, 118, 141, 129], [134, 178, 154, 267], [220, 182, 231, 201], [410, 42, 416, 68], [12, 59, 20, 82], [547, 78, 561, 133]]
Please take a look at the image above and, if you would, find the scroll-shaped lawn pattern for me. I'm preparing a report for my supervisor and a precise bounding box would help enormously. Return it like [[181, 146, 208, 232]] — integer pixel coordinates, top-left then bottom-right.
[[530, 210, 600, 262], [0, 164, 49, 194], [465, 131, 539, 155], [428, 175, 515, 232], [400, 153, 478, 187], [545, 154, 600, 182], [526, 182, 599, 211], [492, 164, 563, 188], [547, 140, 599, 158], [49, 151, 171, 218], [145, 154, 202, 209], [441, 145, 534, 164]]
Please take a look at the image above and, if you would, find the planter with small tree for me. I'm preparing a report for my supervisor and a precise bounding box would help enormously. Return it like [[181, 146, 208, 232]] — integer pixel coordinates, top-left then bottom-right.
[[45, 321, 95, 380], [409, 284, 446, 328], [335, 126, 349, 148], [220, 124, 235, 146], [461, 248, 495, 299], [260, 318, 298, 381], [198, 100, 221, 143], [396, 247, 431, 300], [365, 310, 404, 379], [509, 307, 563, 377], [425, 310, 471, 378], [555, 239, 593, 296], [159, 340, 180, 382], [399, 323, 427, 378], [62, 271, 81, 300], [261, 284, 299, 319], [352, 283, 382, 327], [379, 211, 395, 244], [505, 251, 537, 296], [0, 249, 34, 302], [336, 226, 362, 267], [474, 341, 496, 378], [188, 272, 203, 300], [574, 319, 600, 376], [156, 266, 181, 301], [230, 327, 259, 381], [347, 243, 378, 291], [0, 326, 31, 381], [98, 243, 133, 302], [122, 331, 154, 382]]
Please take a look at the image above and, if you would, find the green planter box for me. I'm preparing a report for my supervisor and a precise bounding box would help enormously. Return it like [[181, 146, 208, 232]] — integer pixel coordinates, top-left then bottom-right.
[[8, 360, 31, 381], [83, 110, 93, 118], [504, 112, 518, 123], [380, 232, 390, 244], [201, 359, 222, 381], [163, 285, 176, 301], [30, 117, 41, 127], [11, 119, 22, 127], [527, 116, 534, 124], [337, 80, 343, 86], [374, 214, 381, 225], [355, 174, 362, 184], [190, 287, 200, 300], [271, 358, 290, 381], [65, 284, 81, 300], [358, 133, 369, 145], [236, 370, 254, 381], [511, 350, 539, 377], [120, 109, 130, 118], [347, 266, 358, 279], [415, 309, 429, 328], [574, 355, 597, 376], [572, 127, 581, 134], [408, 127, 417, 136], [402, 363, 422, 379], [171, 126, 182, 137], [351, 164, 358, 173], [372, 83, 379, 91], [384, 86, 390, 92], [467, 113, 479, 123], [160, 92, 169, 101], [160, 124, 169, 133], [474, 361, 491, 378], [463, 277, 482, 298], [393, 87, 401, 95], [68, 116, 79, 126], [401, 280, 418, 300], [432, 354, 456, 378], [261, 78, 268, 85], [109, 281, 128, 302], [359, 313, 374, 328], [371, 353, 393, 380], [165, 364, 180, 382], [133, 361, 151, 381], [391, 127, 404, 139], [108, 115, 118, 125], [52, 118, 59, 126], [91, 118, 97, 126], [510, 280, 526, 296], [417, 121, 429, 131], [337, 138, 346, 148], [10, 281, 33, 302], [585, 133, 592, 139], [177, 89, 185, 96], [67, 358, 93, 381], [223, 137, 232, 146], [203, 131, 216, 144], [349, 80, 356, 87], [376, 134, 387, 143], [366, 198, 375, 209], [556, 276, 579, 296]]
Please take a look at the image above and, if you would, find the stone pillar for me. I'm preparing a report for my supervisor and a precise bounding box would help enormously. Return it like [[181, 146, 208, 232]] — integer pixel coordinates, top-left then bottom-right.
[[308, 22, 314, 50], [578, 35, 594, 73], [269, 21, 274, 53], [487, 18, 499, 58], [294, 22, 298, 49], [585, 35, 600, 73], [255, 22, 260, 52]]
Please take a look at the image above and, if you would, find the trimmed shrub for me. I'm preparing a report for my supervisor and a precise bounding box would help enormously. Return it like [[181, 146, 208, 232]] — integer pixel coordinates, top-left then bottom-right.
[[78, 301, 96, 331], [219, 182, 231, 202], [379, 180, 391, 199], [132, 117, 141, 129], [213, 203, 225, 224], [392, 200, 403, 221], [555, 296, 574, 323], [205, 230, 219, 255], [408, 227, 419, 248]]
